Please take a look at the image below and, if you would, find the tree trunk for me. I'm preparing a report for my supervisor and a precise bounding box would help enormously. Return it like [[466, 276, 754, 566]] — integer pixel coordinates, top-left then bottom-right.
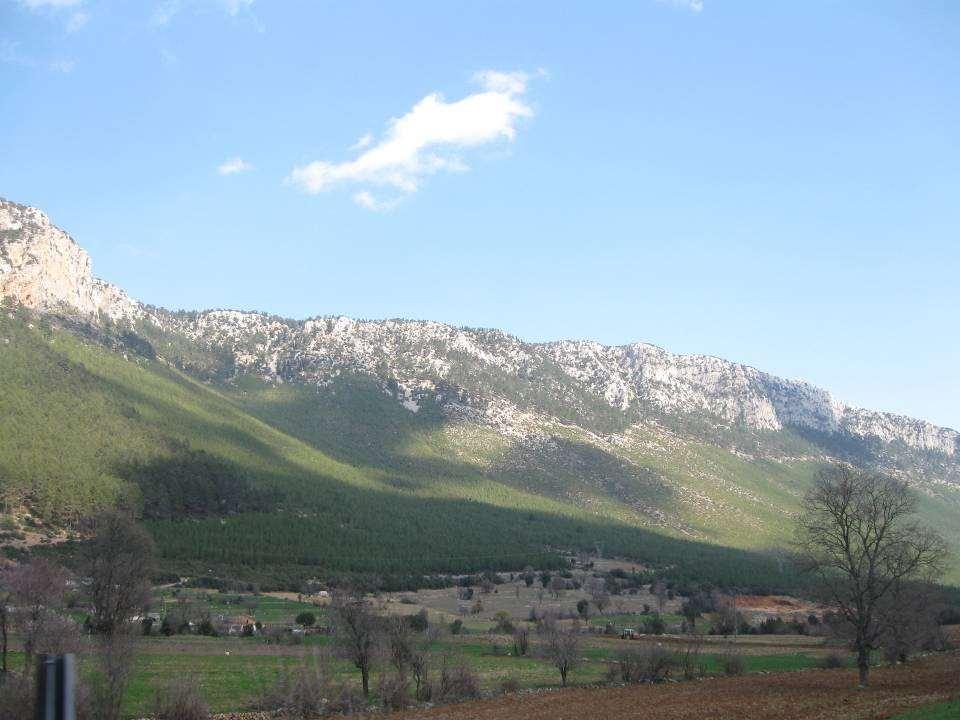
[[0, 609, 7, 674], [361, 662, 370, 696], [857, 646, 870, 688], [560, 667, 567, 686]]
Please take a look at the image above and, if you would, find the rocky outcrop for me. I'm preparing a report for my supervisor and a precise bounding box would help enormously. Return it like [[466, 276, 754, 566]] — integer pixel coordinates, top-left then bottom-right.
[[2, 195, 957, 466], [0, 198, 140, 322]]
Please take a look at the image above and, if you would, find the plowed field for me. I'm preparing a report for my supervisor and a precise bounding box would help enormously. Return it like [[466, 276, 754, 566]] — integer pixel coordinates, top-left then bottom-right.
[[370, 652, 960, 720]]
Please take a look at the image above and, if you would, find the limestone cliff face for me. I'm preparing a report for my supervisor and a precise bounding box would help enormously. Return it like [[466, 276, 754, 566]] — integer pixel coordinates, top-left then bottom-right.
[[0, 198, 139, 322], [1, 195, 957, 465]]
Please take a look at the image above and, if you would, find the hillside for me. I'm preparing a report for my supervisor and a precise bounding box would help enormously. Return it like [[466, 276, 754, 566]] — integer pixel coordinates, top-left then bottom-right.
[[2, 196, 959, 588]]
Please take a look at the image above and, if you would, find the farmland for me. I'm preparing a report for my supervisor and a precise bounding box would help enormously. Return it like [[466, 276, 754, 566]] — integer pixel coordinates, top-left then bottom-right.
[[2, 573, 918, 718], [363, 651, 960, 720]]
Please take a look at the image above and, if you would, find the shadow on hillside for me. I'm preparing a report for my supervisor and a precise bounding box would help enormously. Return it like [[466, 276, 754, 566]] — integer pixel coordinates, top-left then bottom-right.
[[141, 466, 796, 593], [219, 374, 681, 518]]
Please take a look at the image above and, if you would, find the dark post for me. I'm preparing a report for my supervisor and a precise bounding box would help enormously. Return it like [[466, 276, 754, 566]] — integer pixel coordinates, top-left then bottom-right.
[[34, 654, 75, 720]]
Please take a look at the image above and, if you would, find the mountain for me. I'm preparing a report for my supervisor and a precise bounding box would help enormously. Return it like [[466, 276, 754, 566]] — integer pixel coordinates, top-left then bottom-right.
[[2, 196, 959, 588]]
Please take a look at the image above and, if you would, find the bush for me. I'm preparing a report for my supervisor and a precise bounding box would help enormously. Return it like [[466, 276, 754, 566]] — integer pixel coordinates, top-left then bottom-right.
[[259, 661, 329, 718], [819, 651, 846, 669], [378, 674, 411, 711], [616, 646, 678, 683], [0, 674, 33, 720], [409, 608, 429, 633], [641, 615, 666, 635], [576, 599, 590, 618], [437, 661, 481, 701], [719, 652, 746, 676], [449, 619, 463, 635], [512, 626, 530, 656], [500, 677, 521, 694], [493, 610, 514, 634], [295, 611, 316, 627], [678, 639, 706, 680], [152, 679, 210, 720]]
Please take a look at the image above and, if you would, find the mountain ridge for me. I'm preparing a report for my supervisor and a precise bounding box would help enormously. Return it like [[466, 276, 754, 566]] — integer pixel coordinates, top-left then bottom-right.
[[3, 194, 960, 587], [2, 195, 956, 463]]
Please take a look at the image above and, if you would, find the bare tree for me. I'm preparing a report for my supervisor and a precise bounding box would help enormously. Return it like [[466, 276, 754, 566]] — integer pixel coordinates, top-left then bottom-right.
[[385, 615, 413, 679], [548, 576, 566, 600], [82, 512, 156, 720], [330, 590, 380, 696], [0, 581, 10, 676], [876, 580, 947, 664], [795, 465, 948, 687], [588, 578, 610, 615], [544, 624, 581, 687], [83, 512, 155, 636], [405, 625, 441, 702], [652, 579, 668, 615], [512, 626, 530, 656], [3, 558, 69, 675]]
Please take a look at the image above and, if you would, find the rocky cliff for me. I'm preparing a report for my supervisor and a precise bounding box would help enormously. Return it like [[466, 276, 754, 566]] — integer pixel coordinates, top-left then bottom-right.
[[2, 196, 957, 474], [0, 198, 140, 323]]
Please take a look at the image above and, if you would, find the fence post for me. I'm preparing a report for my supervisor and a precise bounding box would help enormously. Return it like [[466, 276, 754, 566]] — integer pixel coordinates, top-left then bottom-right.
[[34, 654, 75, 720]]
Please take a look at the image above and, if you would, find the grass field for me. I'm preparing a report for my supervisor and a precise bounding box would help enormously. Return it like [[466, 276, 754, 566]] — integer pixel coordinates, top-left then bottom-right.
[[889, 700, 960, 719], [6, 633, 841, 717]]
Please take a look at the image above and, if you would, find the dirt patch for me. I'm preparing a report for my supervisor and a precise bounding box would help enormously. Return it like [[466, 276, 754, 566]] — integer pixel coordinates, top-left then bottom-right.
[[734, 594, 825, 621], [356, 652, 960, 720]]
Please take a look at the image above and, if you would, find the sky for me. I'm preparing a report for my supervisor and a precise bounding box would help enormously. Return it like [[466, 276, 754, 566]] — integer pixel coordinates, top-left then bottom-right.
[[1, 1, 958, 429]]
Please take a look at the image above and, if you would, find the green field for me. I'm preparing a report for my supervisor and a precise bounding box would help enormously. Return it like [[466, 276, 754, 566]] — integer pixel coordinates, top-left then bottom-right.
[[889, 700, 960, 719], [5, 635, 834, 717]]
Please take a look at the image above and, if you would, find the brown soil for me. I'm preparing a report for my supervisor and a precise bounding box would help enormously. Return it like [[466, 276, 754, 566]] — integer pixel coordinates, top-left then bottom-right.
[[360, 652, 960, 720]]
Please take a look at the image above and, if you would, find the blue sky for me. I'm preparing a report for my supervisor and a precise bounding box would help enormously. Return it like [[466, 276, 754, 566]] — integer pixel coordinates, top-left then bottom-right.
[[1, 1, 958, 429]]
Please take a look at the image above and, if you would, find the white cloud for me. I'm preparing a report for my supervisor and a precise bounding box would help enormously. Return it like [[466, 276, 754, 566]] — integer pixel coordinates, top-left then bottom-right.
[[350, 133, 373, 151], [352, 191, 402, 213], [66, 10, 88, 31], [48, 58, 75, 73], [17, 0, 89, 32], [0, 39, 74, 73], [657, 0, 704, 13], [159, 47, 178, 65], [288, 70, 536, 209], [20, 0, 83, 7], [217, 157, 252, 175], [151, 0, 256, 27]]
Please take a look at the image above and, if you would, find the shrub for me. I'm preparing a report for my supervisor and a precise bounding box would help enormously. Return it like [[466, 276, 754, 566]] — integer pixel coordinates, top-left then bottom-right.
[[152, 679, 210, 720], [493, 610, 514, 634], [437, 661, 480, 701], [295, 611, 316, 627], [449, 619, 463, 635], [576, 599, 590, 618], [642, 615, 666, 635], [819, 651, 846, 669], [512, 626, 530, 656], [616, 646, 678, 683], [409, 608, 429, 633], [500, 677, 521, 694], [677, 636, 706, 680], [259, 661, 329, 718], [719, 652, 746, 676], [0, 674, 33, 720], [378, 674, 411, 711]]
